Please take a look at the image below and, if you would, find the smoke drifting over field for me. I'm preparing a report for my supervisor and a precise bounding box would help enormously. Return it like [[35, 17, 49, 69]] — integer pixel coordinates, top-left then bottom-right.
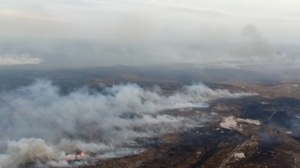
[[0, 80, 254, 168]]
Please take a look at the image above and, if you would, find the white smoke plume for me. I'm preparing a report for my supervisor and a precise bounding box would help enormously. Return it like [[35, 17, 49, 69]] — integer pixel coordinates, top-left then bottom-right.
[[0, 54, 43, 66], [235, 24, 284, 64], [0, 80, 255, 168]]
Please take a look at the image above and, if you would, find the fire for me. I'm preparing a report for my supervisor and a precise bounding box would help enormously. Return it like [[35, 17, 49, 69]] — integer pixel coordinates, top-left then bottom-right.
[[79, 151, 85, 157], [64, 151, 86, 162]]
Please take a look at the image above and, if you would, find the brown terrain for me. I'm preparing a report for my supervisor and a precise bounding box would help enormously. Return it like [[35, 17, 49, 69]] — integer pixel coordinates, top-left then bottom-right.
[[77, 79, 300, 168], [1, 65, 299, 168]]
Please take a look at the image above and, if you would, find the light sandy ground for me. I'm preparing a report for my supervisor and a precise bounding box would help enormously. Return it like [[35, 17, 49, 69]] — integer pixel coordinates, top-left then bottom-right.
[[236, 118, 261, 125], [220, 116, 238, 130], [234, 152, 245, 160], [220, 116, 261, 130]]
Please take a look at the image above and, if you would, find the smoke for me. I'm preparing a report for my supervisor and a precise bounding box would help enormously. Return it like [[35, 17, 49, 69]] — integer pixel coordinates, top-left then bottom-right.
[[0, 1, 299, 68], [234, 24, 279, 63], [0, 54, 43, 66], [0, 139, 63, 168], [0, 80, 254, 167], [291, 116, 300, 138]]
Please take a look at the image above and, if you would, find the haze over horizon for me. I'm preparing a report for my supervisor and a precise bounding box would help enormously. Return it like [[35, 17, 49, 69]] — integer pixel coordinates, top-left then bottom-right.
[[1, 0, 300, 68], [1, 2, 300, 167]]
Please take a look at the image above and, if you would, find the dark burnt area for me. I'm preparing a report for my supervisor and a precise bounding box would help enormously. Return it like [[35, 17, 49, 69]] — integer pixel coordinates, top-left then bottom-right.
[[211, 95, 300, 143], [179, 127, 243, 152], [271, 97, 300, 108], [269, 110, 293, 128], [213, 96, 300, 129], [250, 134, 280, 162], [185, 128, 245, 168], [138, 127, 245, 168], [291, 135, 300, 141], [81, 95, 300, 168]]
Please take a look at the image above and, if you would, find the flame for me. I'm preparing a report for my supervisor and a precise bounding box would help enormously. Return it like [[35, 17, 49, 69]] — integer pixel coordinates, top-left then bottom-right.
[[79, 152, 85, 157]]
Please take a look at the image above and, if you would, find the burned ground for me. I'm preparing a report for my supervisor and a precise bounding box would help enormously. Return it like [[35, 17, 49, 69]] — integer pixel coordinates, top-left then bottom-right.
[[79, 94, 300, 168], [1, 66, 300, 168]]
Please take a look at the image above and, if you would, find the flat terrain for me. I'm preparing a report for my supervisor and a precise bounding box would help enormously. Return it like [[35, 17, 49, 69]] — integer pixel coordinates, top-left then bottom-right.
[[78, 81, 300, 168], [1, 65, 300, 168]]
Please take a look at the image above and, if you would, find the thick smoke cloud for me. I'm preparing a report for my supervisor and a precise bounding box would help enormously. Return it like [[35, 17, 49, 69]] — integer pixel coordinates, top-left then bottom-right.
[[232, 24, 279, 63], [0, 80, 254, 167]]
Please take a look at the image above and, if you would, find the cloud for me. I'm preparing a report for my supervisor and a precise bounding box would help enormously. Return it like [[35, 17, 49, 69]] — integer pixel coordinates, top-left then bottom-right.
[[0, 54, 43, 66]]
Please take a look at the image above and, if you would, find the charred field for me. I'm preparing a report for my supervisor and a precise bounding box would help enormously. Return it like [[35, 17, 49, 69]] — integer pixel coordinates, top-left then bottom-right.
[[80, 95, 300, 168], [2, 0, 300, 167], [0, 65, 300, 168]]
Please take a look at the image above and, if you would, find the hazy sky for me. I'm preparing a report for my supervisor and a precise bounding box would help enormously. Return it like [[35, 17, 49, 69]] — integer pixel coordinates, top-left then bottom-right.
[[0, 0, 300, 67]]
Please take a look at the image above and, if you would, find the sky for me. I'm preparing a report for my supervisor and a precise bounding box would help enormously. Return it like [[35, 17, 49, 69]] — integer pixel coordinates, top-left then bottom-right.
[[0, 0, 300, 68]]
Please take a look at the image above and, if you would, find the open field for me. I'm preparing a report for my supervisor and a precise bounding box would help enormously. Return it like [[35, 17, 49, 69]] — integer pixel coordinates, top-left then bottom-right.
[[0, 64, 300, 168], [79, 82, 300, 168]]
